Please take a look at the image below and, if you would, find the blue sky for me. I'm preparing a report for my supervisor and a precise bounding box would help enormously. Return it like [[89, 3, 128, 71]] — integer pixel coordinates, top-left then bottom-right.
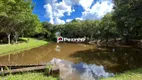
[[32, 0, 113, 24]]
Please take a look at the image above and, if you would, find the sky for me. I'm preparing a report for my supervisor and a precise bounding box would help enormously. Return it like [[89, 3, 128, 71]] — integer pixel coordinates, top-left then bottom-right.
[[32, 0, 114, 24]]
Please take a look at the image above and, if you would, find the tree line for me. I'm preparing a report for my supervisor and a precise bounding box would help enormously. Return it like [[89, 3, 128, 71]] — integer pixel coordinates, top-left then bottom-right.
[[0, 0, 142, 44], [43, 0, 142, 44]]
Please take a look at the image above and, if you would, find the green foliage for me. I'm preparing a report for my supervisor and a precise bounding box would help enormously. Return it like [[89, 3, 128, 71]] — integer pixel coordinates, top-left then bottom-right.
[[100, 13, 118, 40], [113, 0, 142, 40], [1, 0, 141, 44], [0, 72, 58, 80], [102, 68, 142, 80], [54, 16, 117, 41], [45, 64, 53, 75], [0, 0, 42, 44], [41, 22, 56, 40], [45, 0, 142, 42]]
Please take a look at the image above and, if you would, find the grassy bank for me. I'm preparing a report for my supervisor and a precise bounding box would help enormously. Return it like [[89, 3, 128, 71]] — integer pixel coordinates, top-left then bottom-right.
[[2, 68, 142, 80], [0, 38, 48, 56], [102, 68, 142, 80], [0, 72, 57, 80]]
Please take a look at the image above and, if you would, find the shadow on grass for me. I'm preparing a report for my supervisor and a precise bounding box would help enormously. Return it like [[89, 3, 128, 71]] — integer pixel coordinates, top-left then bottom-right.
[[0, 38, 27, 45], [18, 38, 28, 43], [70, 46, 142, 73]]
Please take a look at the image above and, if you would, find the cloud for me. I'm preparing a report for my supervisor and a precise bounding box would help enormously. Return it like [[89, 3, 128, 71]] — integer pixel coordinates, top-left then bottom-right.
[[54, 17, 65, 24], [54, 1, 73, 17], [64, 0, 80, 5], [49, 18, 54, 24], [75, 17, 83, 20], [66, 19, 73, 22], [81, 0, 114, 20], [64, 0, 93, 10], [79, 0, 94, 10], [44, 4, 53, 18], [44, 0, 114, 24], [44, 0, 74, 24]]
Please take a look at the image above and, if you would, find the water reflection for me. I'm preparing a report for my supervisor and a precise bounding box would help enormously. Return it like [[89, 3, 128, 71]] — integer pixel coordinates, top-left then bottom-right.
[[50, 58, 114, 80], [70, 46, 142, 73], [0, 43, 141, 73], [8, 54, 10, 62], [112, 48, 115, 52]]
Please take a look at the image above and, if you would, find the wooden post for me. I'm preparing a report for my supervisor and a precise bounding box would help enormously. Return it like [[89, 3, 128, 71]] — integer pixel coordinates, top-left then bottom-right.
[[0, 65, 60, 77]]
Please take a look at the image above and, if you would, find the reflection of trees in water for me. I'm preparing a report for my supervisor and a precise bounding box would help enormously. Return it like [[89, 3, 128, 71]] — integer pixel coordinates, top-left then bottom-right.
[[8, 54, 10, 62], [70, 46, 142, 73]]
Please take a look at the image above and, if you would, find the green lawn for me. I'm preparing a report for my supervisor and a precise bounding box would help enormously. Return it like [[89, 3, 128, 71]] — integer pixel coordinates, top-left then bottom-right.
[[102, 68, 142, 80], [0, 38, 48, 56], [0, 72, 57, 80]]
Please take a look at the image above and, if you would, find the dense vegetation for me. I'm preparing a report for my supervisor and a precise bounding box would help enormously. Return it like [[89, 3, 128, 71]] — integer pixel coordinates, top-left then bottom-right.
[[0, 0, 142, 45], [55, 14, 118, 42], [0, 0, 42, 44], [113, 0, 142, 42], [39, 0, 142, 44]]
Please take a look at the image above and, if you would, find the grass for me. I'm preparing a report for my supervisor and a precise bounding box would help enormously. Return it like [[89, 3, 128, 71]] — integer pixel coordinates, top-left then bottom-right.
[[102, 68, 142, 80], [0, 38, 48, 56], [1, 69, 142, 80], [2, 68, 142, 80], [0, 72, 58, 80]]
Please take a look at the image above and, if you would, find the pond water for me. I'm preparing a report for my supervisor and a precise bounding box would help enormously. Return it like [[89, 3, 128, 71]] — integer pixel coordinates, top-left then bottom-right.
[[0, 43, 142, 73]]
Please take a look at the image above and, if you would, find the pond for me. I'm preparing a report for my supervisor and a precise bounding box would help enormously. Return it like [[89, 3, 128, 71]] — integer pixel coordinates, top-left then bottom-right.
[[0, 43, 142, 74]]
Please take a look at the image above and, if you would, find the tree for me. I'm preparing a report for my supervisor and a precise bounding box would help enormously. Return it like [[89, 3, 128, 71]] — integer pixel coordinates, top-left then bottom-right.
[[23, 14, 42, 37], [113, 0, 142, 42], [0, 0, 41, 44], [81, 20, 100, 40], [0, 0, 17, 44], [100, 13, 118, 42], [42, 22, 55, 40]]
